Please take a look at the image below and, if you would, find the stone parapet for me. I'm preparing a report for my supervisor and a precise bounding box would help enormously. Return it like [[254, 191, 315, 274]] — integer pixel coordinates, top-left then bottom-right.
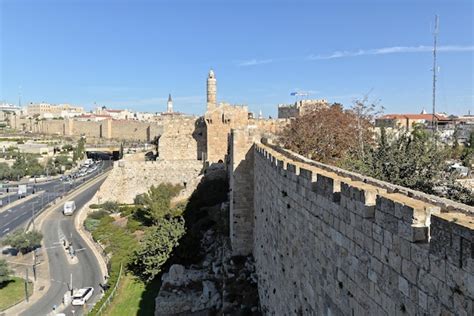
[[251, 142, 473, 315]]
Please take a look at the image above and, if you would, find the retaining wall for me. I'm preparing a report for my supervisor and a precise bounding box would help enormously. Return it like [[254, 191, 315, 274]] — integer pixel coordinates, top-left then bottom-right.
[[95, 159, 204, 204]]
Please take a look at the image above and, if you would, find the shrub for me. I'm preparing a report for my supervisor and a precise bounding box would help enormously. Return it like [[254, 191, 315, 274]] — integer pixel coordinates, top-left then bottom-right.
[[2, 230, 43, 254], [84, 218, 101, 232], [119, 205, 137, 217], [88, 210, 109, 220], [126, 218, 142, 233], [101, 201, 120, 213], [0, 259, 11, 284]]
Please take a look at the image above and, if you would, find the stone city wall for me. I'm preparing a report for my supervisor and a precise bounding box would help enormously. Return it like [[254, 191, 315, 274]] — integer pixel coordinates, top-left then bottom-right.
[[232, 141, 473, 315], [159, 117, 206, 161], [95, 159, 204, 204], [110, 119, 162, 141], [72, 120, 103, 138]]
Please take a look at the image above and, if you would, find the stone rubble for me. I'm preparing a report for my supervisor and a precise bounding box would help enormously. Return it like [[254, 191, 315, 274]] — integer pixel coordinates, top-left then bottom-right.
[[155, 218, 261, 316]]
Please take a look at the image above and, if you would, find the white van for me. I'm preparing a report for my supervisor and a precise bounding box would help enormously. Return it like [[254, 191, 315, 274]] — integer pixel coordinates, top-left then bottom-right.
[[63, 201, 76, 216], [83, 158, 93, 167], [71, 287, 94, 306]]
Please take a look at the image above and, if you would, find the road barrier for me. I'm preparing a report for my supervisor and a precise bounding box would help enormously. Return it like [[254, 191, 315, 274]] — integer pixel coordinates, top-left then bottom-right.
[[94, 263, 123, 316]]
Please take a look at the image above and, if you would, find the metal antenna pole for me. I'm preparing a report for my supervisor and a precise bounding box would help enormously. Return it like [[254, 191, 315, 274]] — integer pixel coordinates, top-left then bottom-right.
[[431, 15, 439, 135]]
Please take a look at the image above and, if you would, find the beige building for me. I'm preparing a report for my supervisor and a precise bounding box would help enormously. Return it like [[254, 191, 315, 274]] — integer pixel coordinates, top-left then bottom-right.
[[375, 113, 450, 131], [278, 99, 329, 118], [94, 107, 134, 120], [27, 103, 84, 118]]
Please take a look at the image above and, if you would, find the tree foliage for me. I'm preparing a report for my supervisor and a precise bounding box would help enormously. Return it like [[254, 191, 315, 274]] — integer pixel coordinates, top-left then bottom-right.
[[0, 259, 11, 284], [73, 137, 86, 161], [0, 153, 53, 180], [100, 201, 120, 213], [2, 230, 43, 254], [134, 183, 183, 224], [279, 103, 374, 164], [341, 126, 473, 206], [460, 130, 474, 167], [129, 217, 185, 281], [342, 126, 446, 191]]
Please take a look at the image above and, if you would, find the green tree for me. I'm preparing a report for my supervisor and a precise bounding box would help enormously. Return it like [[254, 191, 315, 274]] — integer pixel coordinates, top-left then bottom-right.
[[0, 259, 11, 284], [460, 130, 474, 167], [2, 230, 43, 254], [101, 201, 120, 213], [62, 144, 73, 152], [0, 163, 12, 180], [55, 154, 73, 172], [25, 155, 43, 177], [73, 137, 86, 161], [343, 126, 447, 193], [129, 217, 185, 281], [136, 183, 183, 224]]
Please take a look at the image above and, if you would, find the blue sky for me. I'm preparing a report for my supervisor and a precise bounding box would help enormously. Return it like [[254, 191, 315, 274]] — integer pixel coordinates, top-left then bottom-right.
[[1, 0, 473, 117]]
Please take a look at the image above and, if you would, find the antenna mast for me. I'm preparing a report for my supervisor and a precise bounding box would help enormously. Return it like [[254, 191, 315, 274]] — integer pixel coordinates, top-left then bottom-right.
[[431, 15, 439, 134]]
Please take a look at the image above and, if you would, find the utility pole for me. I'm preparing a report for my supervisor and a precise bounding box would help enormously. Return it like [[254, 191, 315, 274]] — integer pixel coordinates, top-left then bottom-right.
[[70, 272, 73, 295], [25, 268, 29, 302], [32, 249, 37, 281], [431, 15, 439, 137]]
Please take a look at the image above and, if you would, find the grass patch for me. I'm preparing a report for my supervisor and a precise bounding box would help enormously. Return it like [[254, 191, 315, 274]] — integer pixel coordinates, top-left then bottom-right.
[[89, 214, 140, 315], [103, 274, 161, 316], [0, 277, 33, 311]]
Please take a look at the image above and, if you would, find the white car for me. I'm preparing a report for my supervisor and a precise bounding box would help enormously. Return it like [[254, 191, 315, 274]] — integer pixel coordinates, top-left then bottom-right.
[[71, 287, 94, 306]]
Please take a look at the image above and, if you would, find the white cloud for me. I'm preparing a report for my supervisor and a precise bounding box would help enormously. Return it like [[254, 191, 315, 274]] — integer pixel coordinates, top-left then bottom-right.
[[307, 45, 474, 60], [238, 59, 274, 67]]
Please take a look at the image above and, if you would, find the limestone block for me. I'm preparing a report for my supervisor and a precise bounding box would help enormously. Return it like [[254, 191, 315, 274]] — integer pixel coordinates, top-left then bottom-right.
[[398, 276, 410, 297], [398, 222, 429, 242]]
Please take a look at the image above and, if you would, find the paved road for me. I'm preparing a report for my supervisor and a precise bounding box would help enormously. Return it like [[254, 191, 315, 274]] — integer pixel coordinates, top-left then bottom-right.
[[21, 178, 107, 316], [0, 161, 110, 238]]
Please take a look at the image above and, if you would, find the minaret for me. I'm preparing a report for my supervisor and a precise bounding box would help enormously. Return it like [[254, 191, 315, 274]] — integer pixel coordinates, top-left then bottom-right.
[[167, 94, 173, 113], [207, 69, 217, 111]]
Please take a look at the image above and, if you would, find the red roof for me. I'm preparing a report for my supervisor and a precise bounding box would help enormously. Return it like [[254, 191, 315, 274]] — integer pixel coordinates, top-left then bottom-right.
[[77, 114, 110, 118], [380, 114, 449, 121]]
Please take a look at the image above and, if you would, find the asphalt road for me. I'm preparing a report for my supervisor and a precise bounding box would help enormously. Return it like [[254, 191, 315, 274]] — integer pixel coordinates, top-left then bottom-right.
[[21, 177, 107, 316], [0, 161, 110, 238]]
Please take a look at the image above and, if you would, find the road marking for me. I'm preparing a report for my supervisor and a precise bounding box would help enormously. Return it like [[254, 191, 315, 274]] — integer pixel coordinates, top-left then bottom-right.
[[0, 213, 27, 230], [2, 228, 9, 233]]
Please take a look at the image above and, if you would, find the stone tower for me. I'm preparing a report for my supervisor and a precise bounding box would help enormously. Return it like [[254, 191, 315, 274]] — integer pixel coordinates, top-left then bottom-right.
[[167, 94, 173, 113], [207, 69, 217, 111]]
